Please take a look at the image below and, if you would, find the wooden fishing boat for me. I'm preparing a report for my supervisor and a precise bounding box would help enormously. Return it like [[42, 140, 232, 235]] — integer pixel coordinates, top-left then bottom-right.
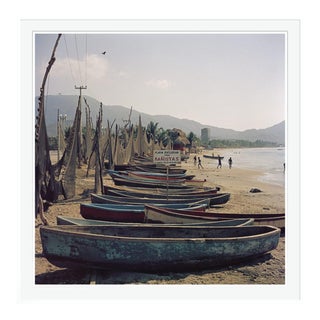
[[109, 168, 199, 186], [114, 164, 187, 175], [127, 170, 194, 180], [104, 187, 222, 200], [103, 185, 219, 197], [103, 184, 220, 195], [108, 169, 183, 179], [144, 206, 285, 231], [80, 202, 207, 222], [119, 169, 194, 184], [111, 175, 195, 189], [57, 215, 254, 227], [144, 205, 254, 225], [99, 189, 230, 206], [206, 212, 286, 231], [80, 203, 145, 222], [114, 163, 159, 171], [91, 192, 230, 207], [40, 224, 281, 271], [203, 154, 224, 160]]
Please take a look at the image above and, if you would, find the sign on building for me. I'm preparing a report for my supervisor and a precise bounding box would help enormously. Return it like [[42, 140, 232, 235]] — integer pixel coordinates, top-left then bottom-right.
[[153, 150, 181, 164]]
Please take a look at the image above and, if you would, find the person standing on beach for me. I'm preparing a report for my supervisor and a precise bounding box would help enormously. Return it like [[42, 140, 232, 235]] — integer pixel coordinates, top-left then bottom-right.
[[198, 157, 204, 169], [217, 155, 222, 169], [194, 155, 197, 166], [228, 157, 233, 169]]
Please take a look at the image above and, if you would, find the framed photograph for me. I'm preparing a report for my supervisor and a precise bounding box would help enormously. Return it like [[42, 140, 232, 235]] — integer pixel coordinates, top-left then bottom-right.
[[20, 19, 300, 301]]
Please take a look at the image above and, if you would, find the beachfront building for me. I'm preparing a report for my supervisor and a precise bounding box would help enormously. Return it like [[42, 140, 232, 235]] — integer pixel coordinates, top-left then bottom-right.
[[201, 128, 210, 146]]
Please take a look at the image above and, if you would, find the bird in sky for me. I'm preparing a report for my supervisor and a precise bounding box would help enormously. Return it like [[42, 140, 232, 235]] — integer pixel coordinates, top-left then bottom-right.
[[101, 51, 107, 55]]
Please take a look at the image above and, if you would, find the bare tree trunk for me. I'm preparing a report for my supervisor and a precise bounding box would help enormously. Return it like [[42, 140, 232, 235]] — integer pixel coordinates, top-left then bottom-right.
[[35, 33, 62, 221], [38, 194, 48, 225]]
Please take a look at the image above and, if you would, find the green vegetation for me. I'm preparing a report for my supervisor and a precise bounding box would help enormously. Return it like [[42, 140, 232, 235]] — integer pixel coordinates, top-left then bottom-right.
[[187, 132, 201, 147], [146, 121, 159, 142], [208, 139, 280, 148]]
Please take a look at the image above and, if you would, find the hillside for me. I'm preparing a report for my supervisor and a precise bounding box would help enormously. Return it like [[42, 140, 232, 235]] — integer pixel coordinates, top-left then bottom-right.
[[37, 95, 285, 145]]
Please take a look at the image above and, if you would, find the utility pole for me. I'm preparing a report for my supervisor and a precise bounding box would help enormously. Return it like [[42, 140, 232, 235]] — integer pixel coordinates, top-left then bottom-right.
[[57, 110, 67, 162], [74, 85, 87, 136], [74, 85, 87, 167], [75, 85, 87, 100]]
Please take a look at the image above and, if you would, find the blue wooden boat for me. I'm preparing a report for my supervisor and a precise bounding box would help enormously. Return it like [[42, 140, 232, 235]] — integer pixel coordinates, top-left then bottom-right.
[[103, 184, 220, 195], [92, 192, 230, 207], [90, 193, 213, 207], [40, 224, 281, 271], [103, 188, 222, 200]]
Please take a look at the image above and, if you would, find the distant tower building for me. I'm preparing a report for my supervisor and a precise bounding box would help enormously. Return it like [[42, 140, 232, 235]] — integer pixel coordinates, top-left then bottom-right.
[[201, 128, 210, 145]]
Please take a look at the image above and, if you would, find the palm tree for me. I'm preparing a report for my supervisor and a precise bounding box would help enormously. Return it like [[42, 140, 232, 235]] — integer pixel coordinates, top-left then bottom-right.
[[155, 127, 170, 147], [167, 129, 180, 146], [146, 121, 159, 143], [187, 131, 196, 147]]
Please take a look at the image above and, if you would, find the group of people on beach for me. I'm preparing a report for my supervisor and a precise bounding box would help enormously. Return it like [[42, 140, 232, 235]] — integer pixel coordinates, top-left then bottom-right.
[[194, 155, 233, 169]]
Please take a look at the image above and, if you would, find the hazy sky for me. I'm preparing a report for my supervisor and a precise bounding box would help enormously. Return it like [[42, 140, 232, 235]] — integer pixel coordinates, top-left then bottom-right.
[[35, 33, 285, 131]]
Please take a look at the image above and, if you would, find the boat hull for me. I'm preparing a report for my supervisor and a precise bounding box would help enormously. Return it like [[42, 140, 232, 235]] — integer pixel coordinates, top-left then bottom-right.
[[57, 215, 254, 227], [203, 155, 224, 160], [80, 202, 207, 222], [112, 176, 194, 189], [80, 203, 145, 222], [92, 192, 230, 207], [103, 184, 219, 196], [144, 205, 254, 225], [40, 225, 280, 271], [90, 193, 212, 207], [144, 206, 285, 231], [204, 212, 285, 231]]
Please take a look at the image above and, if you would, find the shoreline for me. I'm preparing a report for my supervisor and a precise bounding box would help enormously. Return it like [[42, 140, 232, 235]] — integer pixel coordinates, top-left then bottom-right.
[[35, 151, 285, 284], [186, 153, 285, 214]]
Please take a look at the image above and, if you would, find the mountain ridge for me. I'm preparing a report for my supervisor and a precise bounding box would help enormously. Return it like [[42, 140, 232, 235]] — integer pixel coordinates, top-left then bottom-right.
[[37, 95, 285, 145]]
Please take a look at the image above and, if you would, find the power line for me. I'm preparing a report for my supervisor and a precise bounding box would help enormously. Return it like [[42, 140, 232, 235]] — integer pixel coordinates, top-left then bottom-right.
[[63, 34, 88, 88], [63, 34, 76, 85], [85, 34, 87, 86], [74, 34, 83, 85]]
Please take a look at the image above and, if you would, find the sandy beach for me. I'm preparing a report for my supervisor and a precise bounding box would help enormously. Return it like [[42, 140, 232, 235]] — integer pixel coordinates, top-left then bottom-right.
[[35, 151, 285, 285]]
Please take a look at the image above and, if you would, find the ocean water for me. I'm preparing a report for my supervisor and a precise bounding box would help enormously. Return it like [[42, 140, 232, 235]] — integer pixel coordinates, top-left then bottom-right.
[[207, 147, 286, 187]]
